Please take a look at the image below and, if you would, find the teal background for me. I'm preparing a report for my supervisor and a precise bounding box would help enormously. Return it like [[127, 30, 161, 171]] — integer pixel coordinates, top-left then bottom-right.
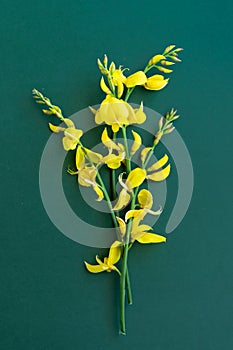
[[1, 0, 232, 349]]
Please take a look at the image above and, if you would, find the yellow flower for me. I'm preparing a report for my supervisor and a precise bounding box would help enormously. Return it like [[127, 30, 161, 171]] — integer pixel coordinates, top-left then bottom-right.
[[116, 194, 166, 244], [101, 128, 125, 169], [146, 154, 171, 181], [125, 189, 162, 222], [130, 102, 146, 125], [49, 118, 83, 151], [84, 241, 122, 273], [94, 95, 146, 132], [113, 168, 146, 210], [112, 69, 126, 85], [112, 69, 127, 98], [69, 146, 104, 202], [129, 207, 166, 244], [144, 74, 169, 91], [125, 71, 147, 88]]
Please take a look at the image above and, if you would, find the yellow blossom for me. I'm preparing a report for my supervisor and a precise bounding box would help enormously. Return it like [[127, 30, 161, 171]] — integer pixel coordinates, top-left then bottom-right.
[[113, 168, 146, 210], [129, 208, 166, 244], [48, 119, 83, 151], [125, 189, 162, 222], [93, 95, 146, 132], [62, 128, 83, 151], [101, 127, 121, 151], [144, 74, 169, 91], [112, 69, 127, 98], [101, 128, 125, 169], [69, 148, 104, 202], [146, 154, 171, 181], [84, 241, 121, 273], [75, 146, 85, 170], [125, 71, 147, 88]]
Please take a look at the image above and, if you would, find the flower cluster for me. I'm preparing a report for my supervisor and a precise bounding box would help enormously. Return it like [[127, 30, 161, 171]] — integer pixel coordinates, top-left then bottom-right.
[[32, 44, 183, 335]]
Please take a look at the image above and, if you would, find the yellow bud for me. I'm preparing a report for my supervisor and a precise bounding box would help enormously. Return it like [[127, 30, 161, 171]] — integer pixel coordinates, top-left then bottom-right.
[[161, 60, 175, 66], [148, 54, 165, 66], [153, 131, 163, 146], [156, 66, 173, 74], [103, 54, 108, 67], [97, 58, 108, 74], [171, 56, 182, 62], [109, 62, 116, 74], [163, 45, 176, 54], [42, 109, 53, 115]]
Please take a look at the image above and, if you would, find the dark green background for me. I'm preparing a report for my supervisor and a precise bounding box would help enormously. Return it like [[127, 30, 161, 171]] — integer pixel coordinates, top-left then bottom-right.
[[1, 0, 232, 349]]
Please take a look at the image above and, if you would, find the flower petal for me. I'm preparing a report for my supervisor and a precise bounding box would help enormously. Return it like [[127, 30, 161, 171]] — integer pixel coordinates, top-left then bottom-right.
[[126, 168, 146, 190], [146, 164, 171, 181], [76, 146, 85, 170], [134, 102, 147, 124], [112, 123, 120, 132], [138, 189, 153, 209], [84, 262, 106, 273], [63, 118, 75, 128], [101, 128, 120, 151], [62, 136, 77, 151], [78, 167, 97, 187], [84, 148, 102, 163], [113, 189, 131, 211], [103, 154, 122, 169], [93, 185, 104, 201], [125, 209, 144, 222], [116, 217, 126, 236], [125, 71, 147, 88], [144, 75, 169, 91], [112, 69, 126, 84], [147, 154, 169, 172], [49, 123, 65, 133], [131, 224, 153, 241], [108, 240, 122, 266], [64, 127, 83, 142], [136, 233, 166, 244], [100, 77, 111, 94], [117, 81, 124, 99], [130, 130, 142, 156]]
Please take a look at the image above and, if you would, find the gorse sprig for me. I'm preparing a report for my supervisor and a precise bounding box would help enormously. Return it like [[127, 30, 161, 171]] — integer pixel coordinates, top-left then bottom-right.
[[32, 44, 183, 335]]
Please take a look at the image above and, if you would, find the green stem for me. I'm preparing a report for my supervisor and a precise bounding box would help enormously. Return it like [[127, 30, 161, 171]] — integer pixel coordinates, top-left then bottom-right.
[[111, 131, 133, 305], [79, 140, 133, 306], [125, 88, 134, 102], [125, 266, 133, 305], [122, 126, 131, 173], [111, 132, 117, 201], [119, 192, 137, 334]]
